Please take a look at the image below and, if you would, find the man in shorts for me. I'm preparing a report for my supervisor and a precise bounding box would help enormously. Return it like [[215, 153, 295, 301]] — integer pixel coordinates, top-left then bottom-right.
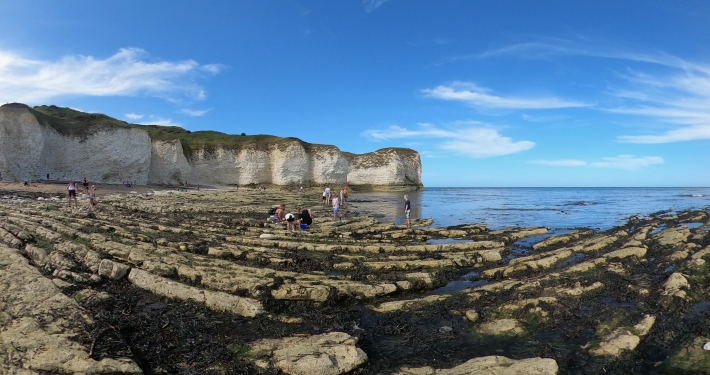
[[404, 194, 411, 226]]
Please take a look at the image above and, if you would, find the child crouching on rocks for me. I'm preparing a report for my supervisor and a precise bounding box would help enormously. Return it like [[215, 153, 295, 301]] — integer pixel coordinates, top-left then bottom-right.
[[285, 212, 297, 231]]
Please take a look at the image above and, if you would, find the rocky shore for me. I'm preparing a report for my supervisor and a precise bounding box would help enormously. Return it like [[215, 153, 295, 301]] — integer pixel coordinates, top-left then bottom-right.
[[1, 185, 709, 374]]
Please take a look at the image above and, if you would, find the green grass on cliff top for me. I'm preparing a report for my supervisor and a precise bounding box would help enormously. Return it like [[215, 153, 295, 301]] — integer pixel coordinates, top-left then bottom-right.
[[31, 105, 301, 157]]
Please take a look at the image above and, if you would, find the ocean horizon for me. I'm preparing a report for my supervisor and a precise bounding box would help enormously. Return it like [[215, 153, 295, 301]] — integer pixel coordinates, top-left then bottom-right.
[[353, 187, 710, 230]]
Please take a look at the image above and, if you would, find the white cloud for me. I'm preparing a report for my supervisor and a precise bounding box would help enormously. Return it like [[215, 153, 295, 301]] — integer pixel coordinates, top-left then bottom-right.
[[422, 81, 591, 109], [200, 64, 224, 74], [363, 123, 535, 158], [178, 108, 211, 117], [138, 116, 182, 127], [590, 155, 663, 169], [521, 114, 568, 122], [610, 65, 710, 143], [527, 159, 587, 167], [363, 0, 389, 12], [473, 41, 710, 143], [125, 113, 144, 120], [0, 48, 220, 104], [618, 125, 710, 143]]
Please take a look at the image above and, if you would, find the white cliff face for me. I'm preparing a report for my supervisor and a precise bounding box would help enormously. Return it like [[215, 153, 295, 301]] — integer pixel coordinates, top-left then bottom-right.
[[1, 105, 422, 189], [307, 145, 349, 185], [0, 107, 152, 184], [346, 149, 422, 187], [148, 140, 192, 185]]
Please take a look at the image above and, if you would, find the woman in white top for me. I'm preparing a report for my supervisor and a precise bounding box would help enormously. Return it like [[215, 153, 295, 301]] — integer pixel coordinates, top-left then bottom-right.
[[67, 181, 78, 207], [324, 187, 331, 205]]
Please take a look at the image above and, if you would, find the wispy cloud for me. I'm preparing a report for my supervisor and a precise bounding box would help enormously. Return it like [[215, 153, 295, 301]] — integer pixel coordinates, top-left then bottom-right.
[[476, 41, 709, 72], [363, 0, 389, 12], [521, 113, 568, 123], [528, 155, 662, 169], [125, 113, 144, 120], [363, 123, 535, 158], [178, 108, 211, 117], [610, 66, 710, 143], [0, 48, 220, 104], [527, 159, 587, 167], [422, 81, 591, 110], [472, 41, 710, 143], [138, 116, 182, 127], [590, 155, 663, 169]]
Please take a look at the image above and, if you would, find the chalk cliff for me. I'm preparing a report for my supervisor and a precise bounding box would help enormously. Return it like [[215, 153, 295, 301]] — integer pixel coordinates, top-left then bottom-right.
[[0, 104, 422, 190]]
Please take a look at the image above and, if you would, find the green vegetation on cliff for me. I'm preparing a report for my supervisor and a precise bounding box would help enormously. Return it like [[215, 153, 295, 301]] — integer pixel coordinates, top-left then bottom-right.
[[31, 105, 133, 138], [30, 105, 303, 159]]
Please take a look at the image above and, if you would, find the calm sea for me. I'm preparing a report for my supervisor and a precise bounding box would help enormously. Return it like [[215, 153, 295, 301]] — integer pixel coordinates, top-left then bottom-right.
[[353, 187, 710, 230]]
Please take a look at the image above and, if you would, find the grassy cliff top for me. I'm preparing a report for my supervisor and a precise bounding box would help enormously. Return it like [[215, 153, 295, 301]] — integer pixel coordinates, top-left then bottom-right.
[[27, 105, 415, 158], [30, 105, 303, 154], [30, 105, 134, 137]]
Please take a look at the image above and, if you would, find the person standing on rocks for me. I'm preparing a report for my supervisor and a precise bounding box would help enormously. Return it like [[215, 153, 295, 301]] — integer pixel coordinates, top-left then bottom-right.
[[342, 184, 349, 207], [404, 194, 411, 226], [332, 194, 340, 220], [67, 181, 78, 207], [324, 186, 331, 205]]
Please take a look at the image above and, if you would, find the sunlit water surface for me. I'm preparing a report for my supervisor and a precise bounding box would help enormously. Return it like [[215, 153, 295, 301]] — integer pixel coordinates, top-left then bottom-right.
[[353, 187, 710, 230]]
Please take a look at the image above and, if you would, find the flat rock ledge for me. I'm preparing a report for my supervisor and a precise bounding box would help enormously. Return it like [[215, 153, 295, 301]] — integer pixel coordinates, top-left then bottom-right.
[[396, 355, 559, 375], [250, 332, 368, 375], [0, 244, 142, 374]]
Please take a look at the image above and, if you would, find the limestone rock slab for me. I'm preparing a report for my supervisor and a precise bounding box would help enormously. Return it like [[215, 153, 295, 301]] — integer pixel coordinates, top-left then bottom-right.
[[251, 332, 367, 375]]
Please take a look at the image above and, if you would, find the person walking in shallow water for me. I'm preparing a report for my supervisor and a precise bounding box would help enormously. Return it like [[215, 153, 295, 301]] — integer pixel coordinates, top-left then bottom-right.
[[404, 194, 411, 226]]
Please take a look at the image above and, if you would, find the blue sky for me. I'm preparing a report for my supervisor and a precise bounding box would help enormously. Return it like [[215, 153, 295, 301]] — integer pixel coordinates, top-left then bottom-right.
[[1, 1, 708, 187]]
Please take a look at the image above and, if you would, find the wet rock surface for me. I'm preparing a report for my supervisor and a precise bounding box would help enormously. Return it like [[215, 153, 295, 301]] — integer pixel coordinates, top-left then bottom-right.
[[0, 187, 709, 374]]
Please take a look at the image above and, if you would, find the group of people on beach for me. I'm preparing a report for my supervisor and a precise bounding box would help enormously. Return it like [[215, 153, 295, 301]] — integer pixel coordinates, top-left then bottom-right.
[[269, 205, 314, 231], [323, 184, 349, 220], [67, 177, 98, 210]]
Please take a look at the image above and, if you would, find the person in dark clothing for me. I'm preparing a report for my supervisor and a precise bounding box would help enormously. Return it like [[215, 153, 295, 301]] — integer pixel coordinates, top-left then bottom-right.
[[298, 208, 313, 228], [404, 194, 411, 226]]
